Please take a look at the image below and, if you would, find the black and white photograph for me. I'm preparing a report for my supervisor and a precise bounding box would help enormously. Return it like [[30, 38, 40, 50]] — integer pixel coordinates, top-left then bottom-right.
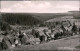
[[0, 0, 80, 51]]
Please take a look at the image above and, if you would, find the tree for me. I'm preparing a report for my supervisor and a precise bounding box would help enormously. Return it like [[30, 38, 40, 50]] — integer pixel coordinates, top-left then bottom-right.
[[72, 23, 77, 33]]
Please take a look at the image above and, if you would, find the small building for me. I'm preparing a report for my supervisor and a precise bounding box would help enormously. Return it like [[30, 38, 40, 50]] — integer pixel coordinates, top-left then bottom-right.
[[29, 38, 40, 45], [0, 35, 3, 50], [74, 19, 80, 32], [75, 19, 80, 26], [2, 36, 12, 49], [0, 35, 3, 42]]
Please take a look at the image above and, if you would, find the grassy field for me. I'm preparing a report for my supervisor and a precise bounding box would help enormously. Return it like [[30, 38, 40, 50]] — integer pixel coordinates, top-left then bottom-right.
[[6, 35, 80, 51]]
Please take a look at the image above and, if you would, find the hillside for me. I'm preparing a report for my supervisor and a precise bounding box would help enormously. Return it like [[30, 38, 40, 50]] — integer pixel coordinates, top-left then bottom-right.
[[31, 11, 80, 21], [30, 13, 71, 21], [1, 13, 42, 25], [8, 35, 80, 51], [0, 13, 43, 31], [69, 11, 80, 19], [1, 13, 69, 22], [0, 11, 79, 26]]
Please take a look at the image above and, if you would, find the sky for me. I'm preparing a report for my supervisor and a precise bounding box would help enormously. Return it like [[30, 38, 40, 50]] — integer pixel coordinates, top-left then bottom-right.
[[0, 1, 80, 13]]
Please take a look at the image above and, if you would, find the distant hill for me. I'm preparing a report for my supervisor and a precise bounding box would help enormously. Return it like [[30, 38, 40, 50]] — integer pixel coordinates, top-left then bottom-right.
[[0, 11, 79, 31], [29, 13, 71, 21], [1, 13, 42, 25], [1, 11, 80, 25], [68, 11, 80, 19], [32, 11, 80, 21]]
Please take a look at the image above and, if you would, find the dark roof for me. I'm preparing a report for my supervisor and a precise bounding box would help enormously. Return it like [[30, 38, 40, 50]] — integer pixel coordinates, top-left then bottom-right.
[[29, 38, 40, 42], [0, 35, 4, 42]]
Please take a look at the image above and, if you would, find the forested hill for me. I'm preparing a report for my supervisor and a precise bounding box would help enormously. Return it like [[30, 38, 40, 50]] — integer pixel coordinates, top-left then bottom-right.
[[1, 11, 80, 25], [1, 13, 42, 25], [0, 11, 79, 31], [69, 11, 80, 19], [30, 11, 80, 21], [0, 13, 70, 26]]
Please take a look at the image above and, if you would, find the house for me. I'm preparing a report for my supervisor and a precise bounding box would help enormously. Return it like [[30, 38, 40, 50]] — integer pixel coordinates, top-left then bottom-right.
[[0, 35, 3, 42], [2, 36, 12, 49], [29, 38, 40, 45], [74, 19, 80, 26], [0, 35, 3, 50], [21, 34, 30, 45]]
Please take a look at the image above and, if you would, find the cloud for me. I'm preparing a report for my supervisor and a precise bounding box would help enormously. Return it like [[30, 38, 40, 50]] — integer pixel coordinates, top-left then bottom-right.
[[1, 8, 13, 12], [1, 1, 52, 13], [1, 1, 79, 13]]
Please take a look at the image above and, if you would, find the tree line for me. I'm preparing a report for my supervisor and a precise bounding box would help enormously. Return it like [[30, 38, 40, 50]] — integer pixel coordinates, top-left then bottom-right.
[[0, 13, 43, 31], [2, 13, 42, 25]]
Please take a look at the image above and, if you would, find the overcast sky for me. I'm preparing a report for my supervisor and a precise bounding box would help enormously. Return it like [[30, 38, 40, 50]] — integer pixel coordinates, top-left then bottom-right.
[[0, 1, 79, 13]]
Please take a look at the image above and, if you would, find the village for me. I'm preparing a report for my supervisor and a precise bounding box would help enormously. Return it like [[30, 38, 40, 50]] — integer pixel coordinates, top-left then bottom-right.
[[0, 15, 80, 50], [0, 1, 80, 50]]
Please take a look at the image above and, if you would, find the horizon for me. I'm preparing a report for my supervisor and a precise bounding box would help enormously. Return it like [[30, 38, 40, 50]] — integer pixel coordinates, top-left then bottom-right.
[[1, 10, 80, 14]]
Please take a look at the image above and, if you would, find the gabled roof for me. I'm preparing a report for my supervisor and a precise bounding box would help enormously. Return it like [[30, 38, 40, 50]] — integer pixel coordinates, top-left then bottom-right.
[[29, 38, 40, 42], [0, 35, 4, 42]]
